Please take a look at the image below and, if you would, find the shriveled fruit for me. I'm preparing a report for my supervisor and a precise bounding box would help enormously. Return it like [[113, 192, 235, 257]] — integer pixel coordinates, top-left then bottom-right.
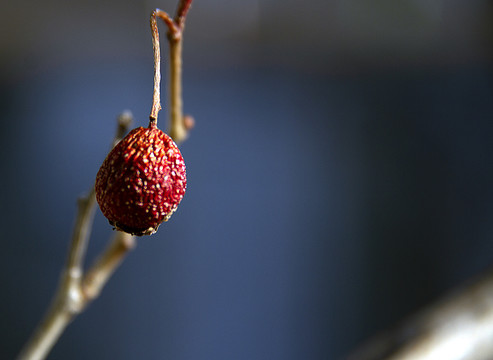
[[95, 126, 186, 236]]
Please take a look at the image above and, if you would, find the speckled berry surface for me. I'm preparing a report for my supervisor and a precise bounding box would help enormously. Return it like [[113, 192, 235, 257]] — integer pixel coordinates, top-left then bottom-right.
[[95, 126, 187, 236]]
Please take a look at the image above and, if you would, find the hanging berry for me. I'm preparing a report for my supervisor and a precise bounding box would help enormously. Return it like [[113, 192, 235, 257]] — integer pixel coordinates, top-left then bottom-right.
[[95, 7, 192, 236], [95, 125, 186, 235]]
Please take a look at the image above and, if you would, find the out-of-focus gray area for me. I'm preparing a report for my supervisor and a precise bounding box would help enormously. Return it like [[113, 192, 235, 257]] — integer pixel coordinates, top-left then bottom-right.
[[1, 0, 493, 359]]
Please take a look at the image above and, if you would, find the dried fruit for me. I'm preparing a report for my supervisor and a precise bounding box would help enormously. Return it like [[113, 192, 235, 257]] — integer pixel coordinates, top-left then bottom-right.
[[95, 125, 186, 236]]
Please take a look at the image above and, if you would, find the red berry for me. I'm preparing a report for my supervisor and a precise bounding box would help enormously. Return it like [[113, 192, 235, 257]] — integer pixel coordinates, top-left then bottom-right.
[[95, 126, 186, 236]]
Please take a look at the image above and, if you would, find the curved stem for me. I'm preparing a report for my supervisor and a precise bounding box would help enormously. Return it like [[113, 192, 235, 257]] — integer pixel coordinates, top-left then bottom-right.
[[150, 1, 193, 143]]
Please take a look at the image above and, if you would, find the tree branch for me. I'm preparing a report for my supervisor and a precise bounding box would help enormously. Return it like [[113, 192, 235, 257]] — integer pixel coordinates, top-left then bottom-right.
[[81, 231, 136, 300], [16, 112, 135, 360], [18, 0, 195, 356], [347, 267, 493, 360]]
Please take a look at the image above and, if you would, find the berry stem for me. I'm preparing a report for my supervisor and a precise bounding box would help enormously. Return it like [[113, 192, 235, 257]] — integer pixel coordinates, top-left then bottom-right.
[[150, 0, 193, 143], [149, 12, 162, 126]]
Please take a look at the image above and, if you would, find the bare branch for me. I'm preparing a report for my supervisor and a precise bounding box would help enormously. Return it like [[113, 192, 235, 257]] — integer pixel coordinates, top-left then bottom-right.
[[347, 268, 493, 360], [16, 113, 134, 360], [66, 190, 96, 280], [81, 232, 136, 300], [18, 0, 195, 357], [167, 37, 186, 143]]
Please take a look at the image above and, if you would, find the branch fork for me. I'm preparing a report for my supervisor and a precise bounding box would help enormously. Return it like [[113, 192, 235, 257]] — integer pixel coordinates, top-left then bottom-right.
[[17, 113, 136, 360]]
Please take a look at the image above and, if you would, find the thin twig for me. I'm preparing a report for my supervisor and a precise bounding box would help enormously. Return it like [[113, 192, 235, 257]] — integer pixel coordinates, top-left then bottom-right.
[[16, 193, 97, 360], [16, 113, 134, 360], [16, 295, 74, 360], [66, 190, 96, 283], [175, 0, 193, 27], [81, 232, 136, 300], [168, 35, 187, 143], [150, 1, 194, 143]]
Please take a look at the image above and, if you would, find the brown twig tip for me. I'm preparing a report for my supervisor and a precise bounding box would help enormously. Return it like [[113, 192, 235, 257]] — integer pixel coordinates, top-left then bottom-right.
[[175, 0, 193, 26]]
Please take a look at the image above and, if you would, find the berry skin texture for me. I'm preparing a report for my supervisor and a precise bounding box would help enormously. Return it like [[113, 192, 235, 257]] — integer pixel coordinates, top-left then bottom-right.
[[95, 126, 186, 236]]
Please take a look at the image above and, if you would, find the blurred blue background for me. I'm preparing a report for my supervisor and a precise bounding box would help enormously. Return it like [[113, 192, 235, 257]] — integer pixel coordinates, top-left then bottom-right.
[[1, 0, 493, 359]]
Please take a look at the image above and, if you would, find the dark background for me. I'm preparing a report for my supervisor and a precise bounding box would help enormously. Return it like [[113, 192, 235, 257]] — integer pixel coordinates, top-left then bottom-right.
[[1, 0, 493, 359]]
